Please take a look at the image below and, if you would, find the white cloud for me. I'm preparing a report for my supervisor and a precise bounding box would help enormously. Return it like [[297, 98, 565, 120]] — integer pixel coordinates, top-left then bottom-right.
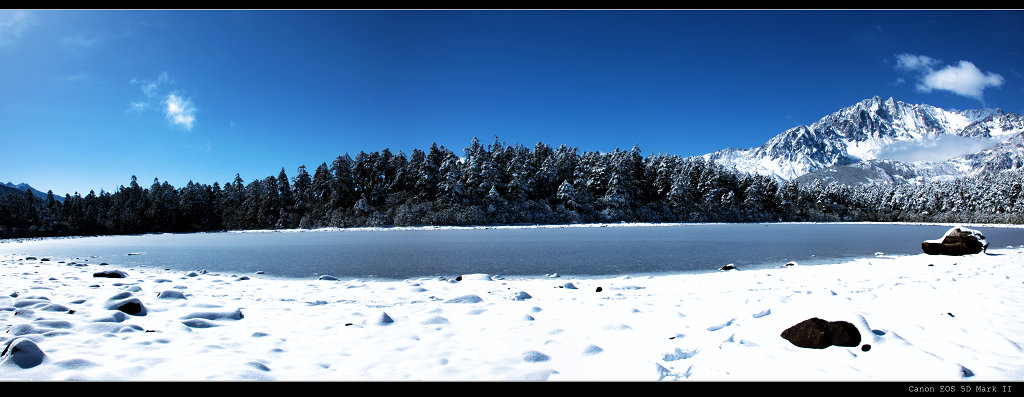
[[164, 94, 196, 130], [128, 72, 198, 130], [129, 101, 148, 113], [131, 71, 172, 98], [895, 53, 940, 71], [917, 61, 1005, 101], [893, 53, 1004, 101]]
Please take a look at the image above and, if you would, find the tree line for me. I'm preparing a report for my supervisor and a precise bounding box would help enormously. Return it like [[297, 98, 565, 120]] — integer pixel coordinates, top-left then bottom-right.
[[2, 137, 1022, 239]]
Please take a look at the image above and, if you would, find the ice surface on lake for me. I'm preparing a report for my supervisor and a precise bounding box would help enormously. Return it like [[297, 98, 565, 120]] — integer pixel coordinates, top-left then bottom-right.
[[2, 223, 1024, 279]]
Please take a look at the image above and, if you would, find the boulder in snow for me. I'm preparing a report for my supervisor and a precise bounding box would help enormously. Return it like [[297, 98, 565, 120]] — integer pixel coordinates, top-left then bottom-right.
[[108, 298, 146, 316], [780, 317, 862, 349], [93, 270, 128, 278], [922, 227, 988, 256], [1, 338, 45, 368]]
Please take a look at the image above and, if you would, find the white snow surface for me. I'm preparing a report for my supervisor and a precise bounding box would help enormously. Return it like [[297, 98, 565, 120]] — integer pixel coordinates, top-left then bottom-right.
[[2, 231, 1024, 381]]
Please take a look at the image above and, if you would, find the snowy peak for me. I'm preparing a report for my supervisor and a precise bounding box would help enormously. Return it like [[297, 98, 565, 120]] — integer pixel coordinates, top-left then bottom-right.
[[703, 97, 1024, 184]]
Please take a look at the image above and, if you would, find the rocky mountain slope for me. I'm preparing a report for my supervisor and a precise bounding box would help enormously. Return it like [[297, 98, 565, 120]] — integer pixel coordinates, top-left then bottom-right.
[[702, 96, 1024, 185]]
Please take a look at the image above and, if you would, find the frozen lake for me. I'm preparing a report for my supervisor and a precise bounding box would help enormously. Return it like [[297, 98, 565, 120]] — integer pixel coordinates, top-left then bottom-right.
[[2, 223, 1023, 280]]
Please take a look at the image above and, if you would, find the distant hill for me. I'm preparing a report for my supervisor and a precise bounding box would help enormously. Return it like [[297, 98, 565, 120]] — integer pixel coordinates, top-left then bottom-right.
[[1, 182, 63, 203]]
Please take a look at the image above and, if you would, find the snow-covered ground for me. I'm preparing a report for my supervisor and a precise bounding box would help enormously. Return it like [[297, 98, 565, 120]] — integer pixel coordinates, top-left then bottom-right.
[[2, 230, 1024, 381]]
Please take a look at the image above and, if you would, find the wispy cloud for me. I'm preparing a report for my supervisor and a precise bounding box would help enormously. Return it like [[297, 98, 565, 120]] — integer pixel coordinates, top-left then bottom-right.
[[129, 101, 149, 113], [164, 94, 196, 130], [130, 71, 173, 98], [62, 71, 91, 82], [894, 53, 1004, 102], [894, 53, 940, 71], [129, 72, 197, 130], [61, 34, 100, 56], [0, 10, 32, 45]]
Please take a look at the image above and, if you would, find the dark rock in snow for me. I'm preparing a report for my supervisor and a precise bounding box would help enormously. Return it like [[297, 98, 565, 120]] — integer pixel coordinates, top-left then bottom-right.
[[922, 227, 989, 256], [93, 270, 128, 278], [826, 320, 862, 347], [780, 317, 862, 349], [105, 292, 147, 316], [112, 300, 146, 316]]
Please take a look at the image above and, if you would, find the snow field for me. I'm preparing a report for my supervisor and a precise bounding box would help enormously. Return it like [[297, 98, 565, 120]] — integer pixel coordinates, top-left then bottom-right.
[[1, 246, 1023, 381]]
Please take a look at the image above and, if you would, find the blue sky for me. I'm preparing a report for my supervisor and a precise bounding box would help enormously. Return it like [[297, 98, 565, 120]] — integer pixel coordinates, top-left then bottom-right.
[[2, 9, 1022, 197]]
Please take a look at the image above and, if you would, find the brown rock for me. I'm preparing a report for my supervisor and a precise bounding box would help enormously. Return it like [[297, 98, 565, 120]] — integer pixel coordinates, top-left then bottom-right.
[[781, 317, 862, 349], [922, 227, 989, 256], [826, 320, 862, 347]]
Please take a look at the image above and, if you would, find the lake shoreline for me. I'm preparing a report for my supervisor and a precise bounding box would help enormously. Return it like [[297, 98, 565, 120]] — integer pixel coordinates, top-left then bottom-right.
[[5, 220, 1024, 244]]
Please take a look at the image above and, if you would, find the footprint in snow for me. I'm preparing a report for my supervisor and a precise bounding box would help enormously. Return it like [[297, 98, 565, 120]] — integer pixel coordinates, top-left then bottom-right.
[[582, 344, 603, 355], [421, 315, 449, 325], [445, 294, 483, 304], [522, 350, 550, 362], [662, 347, 698, 361], [707, 318, 735, 331]]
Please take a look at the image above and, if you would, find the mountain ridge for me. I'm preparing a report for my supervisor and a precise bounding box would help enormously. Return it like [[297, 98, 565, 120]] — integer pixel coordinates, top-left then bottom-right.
[[1, 182, 62, 202], [701, 96, 1024, 185]]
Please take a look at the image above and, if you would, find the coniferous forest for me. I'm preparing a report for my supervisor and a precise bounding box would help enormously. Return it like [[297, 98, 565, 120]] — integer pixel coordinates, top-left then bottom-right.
[[2, 137, 1023, 239]]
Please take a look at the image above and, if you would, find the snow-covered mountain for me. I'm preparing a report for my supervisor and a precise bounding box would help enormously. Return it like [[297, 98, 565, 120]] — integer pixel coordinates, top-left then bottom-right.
[[702, 96, 1024, 185]]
